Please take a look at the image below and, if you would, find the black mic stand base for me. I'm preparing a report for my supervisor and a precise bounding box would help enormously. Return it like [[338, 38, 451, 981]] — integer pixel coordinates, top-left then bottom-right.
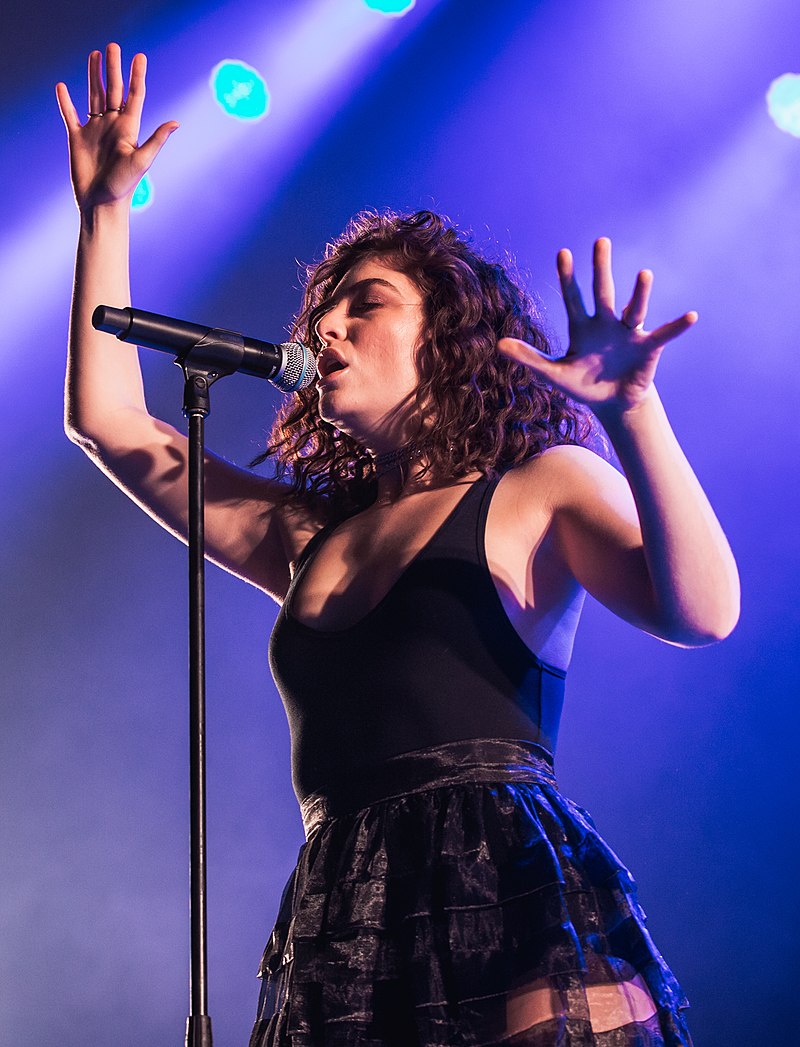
[[185, 1014, 213, 1047]]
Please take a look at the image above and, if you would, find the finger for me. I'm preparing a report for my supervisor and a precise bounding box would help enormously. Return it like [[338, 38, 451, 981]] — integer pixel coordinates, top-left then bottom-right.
[[137, 121, 180, 169], [497, 337, 562, 383], [105, 42, 124, 110], [55, 81, 81, 133], [88, 49, 105, 117], [621, 269, 653, 330], [647, 311, 698, 348], [556, 248, 588, 323], [592, 237, 615, 316], [124, 52, 148, 124]]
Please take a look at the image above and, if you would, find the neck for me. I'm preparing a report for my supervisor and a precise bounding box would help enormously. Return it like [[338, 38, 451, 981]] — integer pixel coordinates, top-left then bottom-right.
[[371, 442, 431, 504]]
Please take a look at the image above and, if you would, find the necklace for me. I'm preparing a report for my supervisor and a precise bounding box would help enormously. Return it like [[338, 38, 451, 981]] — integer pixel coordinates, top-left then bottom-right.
[[372, 443, 427, 474]]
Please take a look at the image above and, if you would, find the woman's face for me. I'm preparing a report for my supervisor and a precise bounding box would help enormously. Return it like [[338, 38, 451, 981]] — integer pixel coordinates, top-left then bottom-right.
[[314, 257, 427, 452]]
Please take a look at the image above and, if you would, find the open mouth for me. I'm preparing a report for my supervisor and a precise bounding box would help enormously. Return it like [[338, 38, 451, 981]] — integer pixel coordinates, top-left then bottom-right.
[[317, 349, 348, 380]]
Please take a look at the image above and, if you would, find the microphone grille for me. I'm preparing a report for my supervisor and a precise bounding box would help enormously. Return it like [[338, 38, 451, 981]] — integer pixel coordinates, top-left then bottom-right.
[[274, 342, 316, 392]]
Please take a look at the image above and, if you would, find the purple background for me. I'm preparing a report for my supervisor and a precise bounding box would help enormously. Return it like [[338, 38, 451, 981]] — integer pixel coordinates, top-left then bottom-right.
[[1, 1, 798, 1044]]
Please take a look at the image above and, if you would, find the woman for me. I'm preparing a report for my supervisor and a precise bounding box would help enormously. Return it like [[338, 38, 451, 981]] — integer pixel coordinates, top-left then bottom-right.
[[57, 44, 739, 1047]]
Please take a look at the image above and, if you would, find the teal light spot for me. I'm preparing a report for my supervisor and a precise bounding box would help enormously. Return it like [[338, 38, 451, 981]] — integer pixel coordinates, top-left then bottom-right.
[[131, 174, 154, 211], [210, 60, 270, 121], [767, 73, 800, 138], [362, 0, 415, 15]]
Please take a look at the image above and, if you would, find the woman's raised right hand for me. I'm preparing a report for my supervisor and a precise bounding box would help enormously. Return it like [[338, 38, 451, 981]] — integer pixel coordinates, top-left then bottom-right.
[[56, 43, 178, 212]]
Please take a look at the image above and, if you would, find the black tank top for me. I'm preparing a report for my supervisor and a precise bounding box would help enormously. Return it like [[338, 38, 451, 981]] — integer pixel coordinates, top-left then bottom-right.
[[269, 476, 566, 801]]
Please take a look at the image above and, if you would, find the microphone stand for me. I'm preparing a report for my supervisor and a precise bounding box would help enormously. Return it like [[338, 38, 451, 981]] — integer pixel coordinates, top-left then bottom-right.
[[178, 339, 241, 1047], [92, 305, 314, 1046]]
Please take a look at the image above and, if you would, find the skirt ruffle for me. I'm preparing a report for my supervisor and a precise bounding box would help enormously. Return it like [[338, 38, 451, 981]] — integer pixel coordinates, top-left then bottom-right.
[[248, 739, 692, 1046]]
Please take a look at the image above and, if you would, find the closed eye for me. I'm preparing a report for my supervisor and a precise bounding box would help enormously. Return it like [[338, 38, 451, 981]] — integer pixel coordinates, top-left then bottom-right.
[[350, 299, 382, 315]]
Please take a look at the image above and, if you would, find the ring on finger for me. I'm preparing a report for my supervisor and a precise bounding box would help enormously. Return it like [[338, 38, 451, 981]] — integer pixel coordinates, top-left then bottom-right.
[[106, 105, 125, 112], [621, 315, 643, 331], [88, 111, 104, 118]]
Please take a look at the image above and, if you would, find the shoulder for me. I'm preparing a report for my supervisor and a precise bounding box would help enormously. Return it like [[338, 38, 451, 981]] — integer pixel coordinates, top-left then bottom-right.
[[496, 448, 643, 594], [502, 444, 626, 512], [498, 446, 639, 554]]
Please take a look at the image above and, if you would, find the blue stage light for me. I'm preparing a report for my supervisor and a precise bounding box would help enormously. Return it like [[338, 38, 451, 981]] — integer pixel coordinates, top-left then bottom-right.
[[210, 60, 270, 121], [131, 174, 154, 211], [766, 73, 800, 138], [362, 0, 415, 15]]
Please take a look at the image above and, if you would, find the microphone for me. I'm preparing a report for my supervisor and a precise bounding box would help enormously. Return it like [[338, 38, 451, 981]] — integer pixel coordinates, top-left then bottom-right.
[[92, 305, 316, 392]]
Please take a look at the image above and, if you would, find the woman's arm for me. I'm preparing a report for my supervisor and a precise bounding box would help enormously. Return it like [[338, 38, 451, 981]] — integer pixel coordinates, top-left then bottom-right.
[[57, 45, 309, 599], [499, 239, 740, 647]]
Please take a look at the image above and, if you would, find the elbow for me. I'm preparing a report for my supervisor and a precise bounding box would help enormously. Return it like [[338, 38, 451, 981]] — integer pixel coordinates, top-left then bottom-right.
[[65, 418, 86, 447], [65, 406, 126, 466], [64, 407, 99, 455], [663, 600, 741, 649], [675, 620, 737, 648], [65, 414, 88, 449], [64, 401, 140, 457], [710, 602, 741, 644], [656, 565, 742, 648]]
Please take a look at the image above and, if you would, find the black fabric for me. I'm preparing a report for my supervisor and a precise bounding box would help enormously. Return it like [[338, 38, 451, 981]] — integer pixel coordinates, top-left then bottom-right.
[[270, 478, 566, 802], [248, 740, 692, 1046], [255, 478, 693, 1044]]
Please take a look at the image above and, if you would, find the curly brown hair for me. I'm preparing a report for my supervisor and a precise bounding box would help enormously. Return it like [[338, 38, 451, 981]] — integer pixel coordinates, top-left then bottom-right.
[[253, 210, 594, 518]]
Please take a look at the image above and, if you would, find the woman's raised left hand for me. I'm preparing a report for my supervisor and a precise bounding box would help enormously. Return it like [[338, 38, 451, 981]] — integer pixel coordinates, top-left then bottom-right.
[[497, 238, 697, 419]]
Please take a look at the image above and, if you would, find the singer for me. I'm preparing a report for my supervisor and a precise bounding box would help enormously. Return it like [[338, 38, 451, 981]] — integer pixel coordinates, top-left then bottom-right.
[[58, 45, 738, 1046]]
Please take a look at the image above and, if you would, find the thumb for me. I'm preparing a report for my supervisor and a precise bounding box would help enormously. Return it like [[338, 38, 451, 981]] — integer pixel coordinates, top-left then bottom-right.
[[497, 337, 561, 382], [137, 120, 179, 168]]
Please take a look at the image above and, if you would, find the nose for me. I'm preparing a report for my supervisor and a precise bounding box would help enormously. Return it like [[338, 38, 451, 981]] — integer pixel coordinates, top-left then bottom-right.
[[316, 302, 347, 347]]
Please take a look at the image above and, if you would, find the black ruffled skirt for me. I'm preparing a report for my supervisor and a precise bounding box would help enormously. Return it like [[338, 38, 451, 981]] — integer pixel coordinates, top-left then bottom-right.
[[249, 739, 692, 1046]]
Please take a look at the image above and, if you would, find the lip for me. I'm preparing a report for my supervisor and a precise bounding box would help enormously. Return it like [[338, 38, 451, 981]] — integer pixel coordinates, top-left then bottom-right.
[[317, 347, 348, 380], [317, 366, 347, 388]]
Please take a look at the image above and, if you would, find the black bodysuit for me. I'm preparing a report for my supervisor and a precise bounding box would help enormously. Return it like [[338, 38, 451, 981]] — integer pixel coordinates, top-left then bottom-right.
[[269, 476, 566, 801], [254, 476, 694, 1046]]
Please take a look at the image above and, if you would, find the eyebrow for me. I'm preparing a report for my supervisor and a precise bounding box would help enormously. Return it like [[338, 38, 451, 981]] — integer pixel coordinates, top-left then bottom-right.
[[323, 277, 404, 309]]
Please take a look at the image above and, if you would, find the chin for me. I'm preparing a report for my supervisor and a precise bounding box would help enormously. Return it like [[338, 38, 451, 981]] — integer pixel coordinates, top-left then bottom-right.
[[319, 390, 410, 449], [318, 393, 361, 438]]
